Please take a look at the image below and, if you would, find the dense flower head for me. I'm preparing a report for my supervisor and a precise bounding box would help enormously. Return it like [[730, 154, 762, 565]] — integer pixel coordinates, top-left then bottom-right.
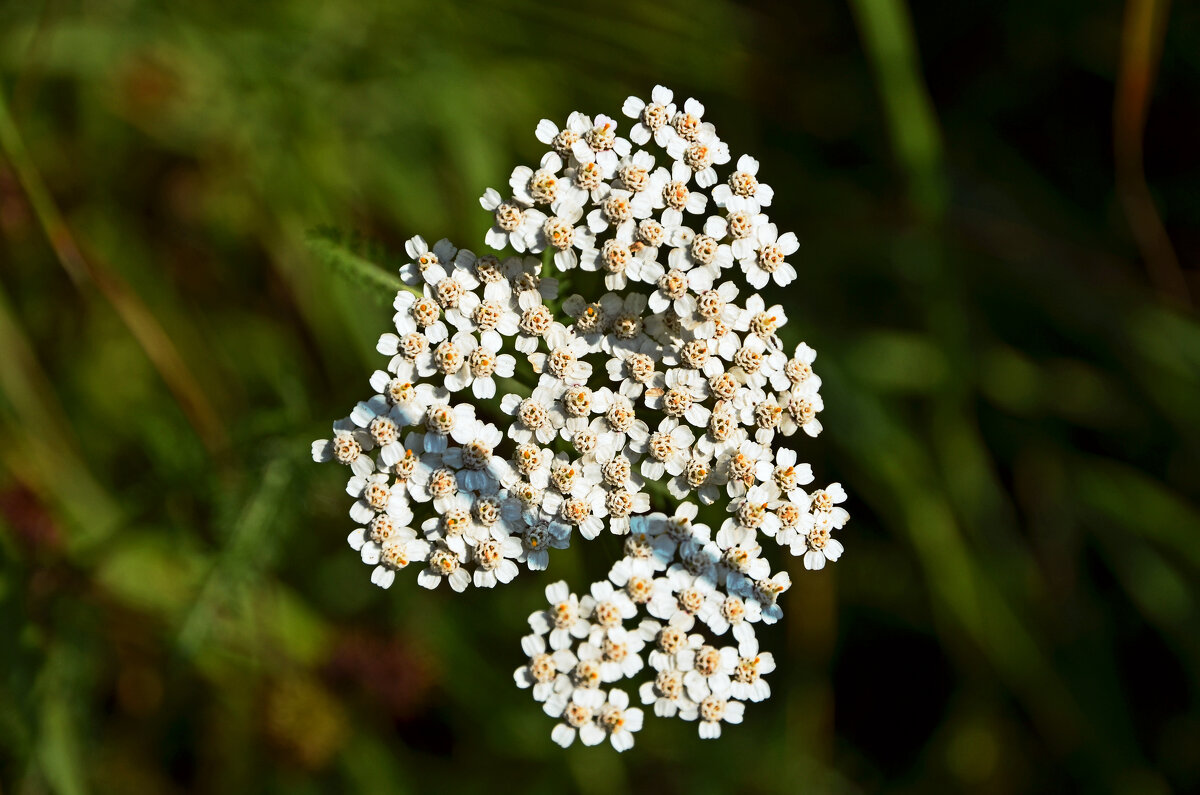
[[313, 86, 849, 750]]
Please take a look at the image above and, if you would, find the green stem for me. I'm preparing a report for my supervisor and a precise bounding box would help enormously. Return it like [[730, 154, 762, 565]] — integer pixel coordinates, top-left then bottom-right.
[[305, 229, 422, 303]]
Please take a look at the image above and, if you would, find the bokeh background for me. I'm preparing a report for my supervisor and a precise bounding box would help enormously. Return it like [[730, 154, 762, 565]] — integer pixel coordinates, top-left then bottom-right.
[[2, 1, 1199, 792]]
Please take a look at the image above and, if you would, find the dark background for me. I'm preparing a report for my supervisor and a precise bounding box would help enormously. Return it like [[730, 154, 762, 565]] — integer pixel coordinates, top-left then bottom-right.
[[1, 1, 1198, 793]]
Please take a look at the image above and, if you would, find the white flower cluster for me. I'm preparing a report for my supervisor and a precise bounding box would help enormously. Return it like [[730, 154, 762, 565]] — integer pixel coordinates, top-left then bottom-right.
[[312, 86, 849, 750]]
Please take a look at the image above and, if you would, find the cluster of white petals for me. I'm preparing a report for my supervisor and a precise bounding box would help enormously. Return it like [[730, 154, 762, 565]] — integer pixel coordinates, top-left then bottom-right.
[[313, 87, 849, 750]]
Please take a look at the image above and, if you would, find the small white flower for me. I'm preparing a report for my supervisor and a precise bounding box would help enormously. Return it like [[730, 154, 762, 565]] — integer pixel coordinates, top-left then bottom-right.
[[649, 567, 717, 631], [773, 497, 817, 551], [804, 482, 850, 527], [416, 332, 471, 392], [641, 618, 703, 676], [741, 222, 798, 289], [665, 128, 730, 189], [644, 368, 711, 429], [697, 591, 762, 642], [718, 439, 772, 499], [421, 262, 482, 332], [589, 623, 646, 683], [633, 160, 708, 227], [393, 290, 449, 344], [640, 417, 695, 480], [376, 331, 432, 380], [683, 643, 738, 703], [312, 418, 375, 477], [407, 460, 467, 513], [345, 471, 409, 525], [595, 688, 644, 752], [367, 369, 442, 429], [528, 581, 593, 650], [547, 687, 606, 749], [524, 204, 596, 270], [348, 514, 416, 558], [515, 304, 564, 355], [514, 633, 564, 703], [581, 238, 635, 291], [608, 554, 673, 601], [349, 394, 407, 466], [726, 334, 784, 392], [528, 325, 593, 388], [480, 188, 539, 252], [589, 388, 650, 456], [714, 524, 773, 581], [419, 492, 482, 555], [366, 536, 430, 590], [569, 113, 631, 178], [755, 446, 815, 502], [399, 235, 458, 286], [560, 158, 611, 208], [510, 442, 554, 491], [742, 570, 792, 624], [443, 423, 511, 493], [647, 263, 711, 317], [638, 666, 697, 720], [670, 229, 734, 276], [735, 295, 788, 352], [729, 635, 775, 703], [614, 149, 658, 196], [605, 336, 666, 399], [738, 391, 789, 445], [501, 255, 560, 310], [597, 292, 650, 355], [543, 483, 606, 540], [712, 154, 774, 213], [797, 518, 846, 572], [543, 640, 605, 708], [683, 672, 745, 739], [455, 334, 515, 399], [501, 386, 565, 445], [509, 151, 566, 207], [536, 112, 592, 159], [676, 279, 741, 337], [586, 185, 637, 240], [518, 517, 571, 571], [669, 97, 717, 145], [621, 85, 677, 146], [703, 196, 762, 262], [659, 502, 714, 549], [668, 450, 725, 505], [415, 544, 471, 592], [417, 397, 479, 454], [698, 399, 750, 461], [783, 380, 825, 438], [672, 540, 723, 588], [580, 580, 639, 636], [469, 531, 523, 588], [784, 341, 823, 391], [544, 450, 586, 498], [466, 295, 521, 353]]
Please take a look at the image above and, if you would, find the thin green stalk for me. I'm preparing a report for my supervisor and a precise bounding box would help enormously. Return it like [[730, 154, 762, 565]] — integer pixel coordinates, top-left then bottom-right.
[[305, 228, 421, 302], [847, 0, 947, 220]]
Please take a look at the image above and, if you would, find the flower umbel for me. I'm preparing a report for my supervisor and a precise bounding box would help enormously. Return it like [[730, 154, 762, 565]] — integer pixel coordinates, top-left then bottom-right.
[[313, 86, 850, 750]]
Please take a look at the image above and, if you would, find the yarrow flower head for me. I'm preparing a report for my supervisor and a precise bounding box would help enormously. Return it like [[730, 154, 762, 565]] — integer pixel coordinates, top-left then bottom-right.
[[312, 86, 850, 751]]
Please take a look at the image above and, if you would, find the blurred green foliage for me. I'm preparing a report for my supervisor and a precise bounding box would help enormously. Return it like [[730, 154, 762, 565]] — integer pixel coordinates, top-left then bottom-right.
[[1, 0, 1198, 793]]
